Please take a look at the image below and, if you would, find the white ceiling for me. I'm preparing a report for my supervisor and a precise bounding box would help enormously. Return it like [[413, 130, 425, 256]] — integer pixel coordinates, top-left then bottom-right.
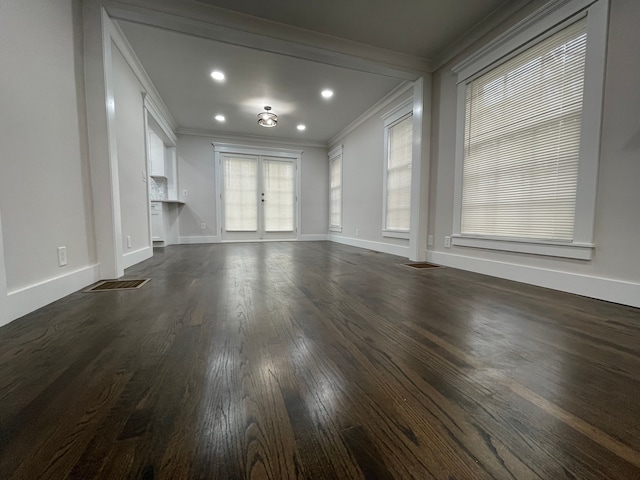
[[194, 0, 514, 59], [119, 20, 406, 143], [115, 0, 527, 144]]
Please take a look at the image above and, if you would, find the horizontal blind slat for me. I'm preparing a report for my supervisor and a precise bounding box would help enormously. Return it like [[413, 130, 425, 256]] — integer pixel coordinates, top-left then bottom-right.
[[461, 18, 587, 241]]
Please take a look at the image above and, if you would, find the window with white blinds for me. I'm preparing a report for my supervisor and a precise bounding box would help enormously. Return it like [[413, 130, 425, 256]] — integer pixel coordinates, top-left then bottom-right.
[[329, 153, 342, 229], [385, 114, 413, 232], [461, 18, 587, 241]]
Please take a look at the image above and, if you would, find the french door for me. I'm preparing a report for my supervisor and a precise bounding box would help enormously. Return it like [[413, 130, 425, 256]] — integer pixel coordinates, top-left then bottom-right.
[[221, 154, 297, 241]]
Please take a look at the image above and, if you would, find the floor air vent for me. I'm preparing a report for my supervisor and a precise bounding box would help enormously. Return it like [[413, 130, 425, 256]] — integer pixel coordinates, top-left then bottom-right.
[[84, 279, 150, 292], [404, 263, 441, 269]]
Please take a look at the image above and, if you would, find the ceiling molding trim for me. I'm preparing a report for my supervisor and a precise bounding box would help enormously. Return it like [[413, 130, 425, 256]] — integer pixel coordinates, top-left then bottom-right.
[[144, 96, 177, 146], [450, 0, 594, 78], [328, 82, 414, 148], [102, 0, 429, 79], [108, 17, 178, 132], [432, 0, 536, 72], [177, 128, 328, 149]]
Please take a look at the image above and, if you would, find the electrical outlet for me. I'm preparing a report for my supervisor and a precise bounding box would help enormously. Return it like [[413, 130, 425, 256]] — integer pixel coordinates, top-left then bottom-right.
[[427, 235, 434, 246], [183, 189, 188, 197], [200, 223, 206, 230], [444, 236, 452, 248], [57, 246, 67, 267], [127, 235, 132, 249], [355, 228, 359, 237]]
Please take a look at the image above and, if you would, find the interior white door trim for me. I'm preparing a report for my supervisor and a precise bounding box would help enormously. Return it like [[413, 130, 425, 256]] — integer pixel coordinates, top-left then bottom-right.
[[213, 143, 302, 242]]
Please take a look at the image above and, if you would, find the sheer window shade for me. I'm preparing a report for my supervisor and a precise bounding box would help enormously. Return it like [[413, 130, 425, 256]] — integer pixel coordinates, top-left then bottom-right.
[[224, 156, 258, 231], [330, 154, 342, 228], [386, 115, 413, 231], [263, 159, 294, 232], [462, 18, 587, 241]]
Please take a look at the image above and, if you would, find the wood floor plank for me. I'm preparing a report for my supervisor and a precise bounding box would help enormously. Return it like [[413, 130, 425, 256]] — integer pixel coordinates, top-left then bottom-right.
[[0, 242, 639, 479]]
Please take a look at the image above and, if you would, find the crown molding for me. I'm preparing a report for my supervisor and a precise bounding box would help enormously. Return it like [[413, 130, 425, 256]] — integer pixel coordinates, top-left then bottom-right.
[[432, 0, 536, 72], [328, 82, 414, 148], [177, 128, 328, 149], [102, 0, 429, 79], [107, 16, 178, 132], [451, 0, 596, 79]]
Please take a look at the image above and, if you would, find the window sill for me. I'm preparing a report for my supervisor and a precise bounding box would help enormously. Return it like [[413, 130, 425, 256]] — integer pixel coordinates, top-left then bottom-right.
[[451, 235, 594, 260], [329, 226, 342, 233], [382, 230, 410, 240]]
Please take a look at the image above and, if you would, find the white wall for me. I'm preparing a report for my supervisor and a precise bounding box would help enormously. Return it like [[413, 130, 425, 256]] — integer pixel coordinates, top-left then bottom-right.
[[328, 91, 413, 256], [428, 0, 640, 307], [176, 134, 328, 241], [112, 44, 151, 258], [0, 0, 98, 325]]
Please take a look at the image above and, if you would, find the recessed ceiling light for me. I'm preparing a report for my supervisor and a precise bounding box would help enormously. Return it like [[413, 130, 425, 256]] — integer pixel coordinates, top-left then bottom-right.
[[321, 89, 334, 99], [210, 70, 225, 81], [214, 114, 225, 122], [297, 124, 306, 131]]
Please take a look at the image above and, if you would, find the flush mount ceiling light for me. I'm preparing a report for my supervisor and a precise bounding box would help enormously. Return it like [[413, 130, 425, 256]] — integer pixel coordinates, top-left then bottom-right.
[[210, 70, 225, 81], [297, 124, 306, 131], [258, 106, 278, 128], [214, 114, 225, 122], [321, 89, 334, 99]]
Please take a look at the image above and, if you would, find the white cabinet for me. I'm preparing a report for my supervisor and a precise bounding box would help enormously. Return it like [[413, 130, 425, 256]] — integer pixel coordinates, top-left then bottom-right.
[[150, 201, 164, 241], [151, 201, 181, 245], [148, 131, 165, 177]]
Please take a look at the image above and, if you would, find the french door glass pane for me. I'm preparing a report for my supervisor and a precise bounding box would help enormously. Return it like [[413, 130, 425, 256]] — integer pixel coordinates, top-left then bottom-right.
[[224, 156, 257, 231], [263, 159, 294, 232]]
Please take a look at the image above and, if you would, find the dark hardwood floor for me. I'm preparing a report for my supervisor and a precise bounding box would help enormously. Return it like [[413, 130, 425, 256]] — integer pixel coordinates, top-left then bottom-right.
[[0, 242, 639, 479]]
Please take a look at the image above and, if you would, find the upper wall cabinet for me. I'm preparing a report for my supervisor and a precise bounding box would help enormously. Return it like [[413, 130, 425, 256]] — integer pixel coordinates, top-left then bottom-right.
[[149, 130, 165, 177]]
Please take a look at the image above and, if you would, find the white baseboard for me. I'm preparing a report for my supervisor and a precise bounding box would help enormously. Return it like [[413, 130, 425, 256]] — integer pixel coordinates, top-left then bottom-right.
[[299, 234, 329, 241], [427, 250, 640, 309], [179, 235, 220, 244], [123, 246, 153, 269], [328, 234, 410, 258], [1, 264, 101, 328]]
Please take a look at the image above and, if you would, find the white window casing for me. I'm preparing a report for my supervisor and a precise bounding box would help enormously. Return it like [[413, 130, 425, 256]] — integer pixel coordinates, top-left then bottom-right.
[[382, 99, 413, 239], [451, 0, 608, 260], [328, 145, 343, 232]]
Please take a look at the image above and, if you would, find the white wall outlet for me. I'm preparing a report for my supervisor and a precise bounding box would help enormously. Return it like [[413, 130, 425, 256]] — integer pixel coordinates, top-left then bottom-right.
[[183, 189, 188, 197], [127, 235, 132, 249], [444, 236, 452, 248], [200, 223, 206, 230], [57, 246, 67, 267], [427, 235, 434, 246], [355, 228, 359, 237]]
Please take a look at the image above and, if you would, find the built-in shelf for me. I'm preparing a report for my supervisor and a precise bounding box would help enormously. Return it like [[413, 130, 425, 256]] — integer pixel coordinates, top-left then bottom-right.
[[150, 174, 167, 179]]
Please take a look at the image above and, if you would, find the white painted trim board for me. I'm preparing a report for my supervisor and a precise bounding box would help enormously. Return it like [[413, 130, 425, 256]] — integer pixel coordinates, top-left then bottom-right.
[[1, 264, 101, 328], [179, 236, 220, 244], [123, 246, 153, 269], [328, 235, 410, 258], [427, 250, 640, 309]]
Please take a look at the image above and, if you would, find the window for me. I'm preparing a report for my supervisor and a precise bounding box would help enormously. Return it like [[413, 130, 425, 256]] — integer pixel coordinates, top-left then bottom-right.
[[383, 101, 413, 238], [452, 0, 608, 260], [328, 146, 342, 232]]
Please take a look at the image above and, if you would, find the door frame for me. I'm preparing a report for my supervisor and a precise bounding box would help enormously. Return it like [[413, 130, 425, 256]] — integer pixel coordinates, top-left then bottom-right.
[[213, 143, 302, 242]]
